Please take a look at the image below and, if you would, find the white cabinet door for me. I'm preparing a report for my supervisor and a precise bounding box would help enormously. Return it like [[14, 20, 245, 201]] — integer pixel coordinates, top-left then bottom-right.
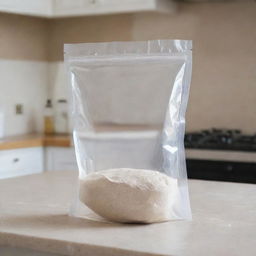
[[53, 0, 101, 16], [0, 147, 43, 179], [53, 0, 175, 17], [0, 0, 174, 17], [0, 0, 52, 17], [45, 147, 78, 171]]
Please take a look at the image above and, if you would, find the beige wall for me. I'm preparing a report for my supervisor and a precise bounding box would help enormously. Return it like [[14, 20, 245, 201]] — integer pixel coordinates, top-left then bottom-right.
[[48, 2, 256, 133], [0, 13, 49, 61], [131, 3, 256, 132], [1, 2, 256, 134], [49, 14, 133, 61]]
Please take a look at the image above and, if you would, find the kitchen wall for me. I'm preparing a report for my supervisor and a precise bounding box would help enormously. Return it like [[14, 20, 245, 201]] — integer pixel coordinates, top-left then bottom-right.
[[0, 13, 48, 136], [48, 2, 256, 133], [48, 14, 132, 104], [1, 2, 255, 136]]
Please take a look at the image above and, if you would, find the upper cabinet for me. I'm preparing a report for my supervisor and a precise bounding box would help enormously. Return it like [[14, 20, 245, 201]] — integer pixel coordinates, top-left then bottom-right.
[[0, 0, 176, 18], [0, 0, 52, 17]]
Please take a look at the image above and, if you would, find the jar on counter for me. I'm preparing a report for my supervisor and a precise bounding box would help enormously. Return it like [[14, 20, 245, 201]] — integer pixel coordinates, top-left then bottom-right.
[[0, 105, 4, 138], [55, 99, 69, 134], [44, 99, 54, 135]]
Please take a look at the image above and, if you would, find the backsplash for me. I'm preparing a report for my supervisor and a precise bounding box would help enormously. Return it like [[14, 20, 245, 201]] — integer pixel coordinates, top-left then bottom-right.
[[0, 59, 48, 136], [0, 13, 48, 137]]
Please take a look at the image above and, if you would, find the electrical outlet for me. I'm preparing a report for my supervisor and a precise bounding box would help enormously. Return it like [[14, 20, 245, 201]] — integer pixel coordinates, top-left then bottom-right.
[[15, 104, 23, 115]]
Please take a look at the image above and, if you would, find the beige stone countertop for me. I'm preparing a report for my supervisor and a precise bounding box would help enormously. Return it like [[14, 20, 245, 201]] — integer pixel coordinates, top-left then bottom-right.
[[0, 171, 256, 256]]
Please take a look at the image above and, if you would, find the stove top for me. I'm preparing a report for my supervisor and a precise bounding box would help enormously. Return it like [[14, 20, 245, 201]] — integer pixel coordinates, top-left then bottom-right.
[[185, 128, 256, 152]]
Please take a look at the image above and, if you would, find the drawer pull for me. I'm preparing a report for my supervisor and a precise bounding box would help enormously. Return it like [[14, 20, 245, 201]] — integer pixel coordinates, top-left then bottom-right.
[[13, 158, 19, 163], [227, 165, 233, 171]]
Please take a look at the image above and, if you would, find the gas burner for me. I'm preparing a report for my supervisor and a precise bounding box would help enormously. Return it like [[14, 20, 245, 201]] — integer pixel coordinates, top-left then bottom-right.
[[185, 128, 256, 152]]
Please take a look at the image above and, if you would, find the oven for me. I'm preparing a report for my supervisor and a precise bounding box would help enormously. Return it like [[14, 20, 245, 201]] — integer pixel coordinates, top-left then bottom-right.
[[185, 129, 256, 184]]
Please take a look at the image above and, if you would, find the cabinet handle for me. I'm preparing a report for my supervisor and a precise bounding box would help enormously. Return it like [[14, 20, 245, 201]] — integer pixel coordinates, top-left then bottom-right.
[[227, 164, 233, 171], [13, 158, 19, 163]]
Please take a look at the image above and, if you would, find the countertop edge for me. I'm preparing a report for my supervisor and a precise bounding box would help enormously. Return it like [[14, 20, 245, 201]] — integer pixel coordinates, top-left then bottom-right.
[[0, 134, 72, 150], [0, 231, 168, 256]]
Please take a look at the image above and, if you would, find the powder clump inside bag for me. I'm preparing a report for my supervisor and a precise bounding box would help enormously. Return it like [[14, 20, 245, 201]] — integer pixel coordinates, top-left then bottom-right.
[[79, 168, 177, 223], [64, 40, 192, 223]]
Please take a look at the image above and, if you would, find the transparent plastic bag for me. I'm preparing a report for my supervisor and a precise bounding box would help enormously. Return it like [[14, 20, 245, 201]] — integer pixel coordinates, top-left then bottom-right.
[[64, 40, 192, 222]]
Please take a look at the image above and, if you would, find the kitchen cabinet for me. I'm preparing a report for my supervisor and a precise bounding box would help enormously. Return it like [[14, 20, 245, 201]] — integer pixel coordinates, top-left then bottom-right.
[[187, 159, 256, 184], [53, 0, 175, 17], [0, 0, 52, 17], [0, 147, 43, 179], [45, 147, 78, 171], [0, 0, 175, 18]]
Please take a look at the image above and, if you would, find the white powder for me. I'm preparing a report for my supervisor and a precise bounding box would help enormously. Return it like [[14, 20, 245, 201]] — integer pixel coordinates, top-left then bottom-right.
[[79, 168, 177, 223]]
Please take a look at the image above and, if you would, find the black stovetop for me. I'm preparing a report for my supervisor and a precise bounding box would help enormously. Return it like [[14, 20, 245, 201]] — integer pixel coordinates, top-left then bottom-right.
[[185, 128, 256, 152]]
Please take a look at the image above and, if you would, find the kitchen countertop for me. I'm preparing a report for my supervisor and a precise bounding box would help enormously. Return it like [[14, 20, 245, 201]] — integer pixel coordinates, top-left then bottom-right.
[[1, 133, 256, 164], [186, 148, 256, 163], [0, 171, 255, 256], [0, 134, 71, 150], [0, 126, 159, 151]]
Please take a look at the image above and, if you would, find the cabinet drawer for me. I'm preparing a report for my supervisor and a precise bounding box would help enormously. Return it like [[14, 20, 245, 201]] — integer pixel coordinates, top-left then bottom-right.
[[45, 147, 78, 171], [0, 147, 43, 179]]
